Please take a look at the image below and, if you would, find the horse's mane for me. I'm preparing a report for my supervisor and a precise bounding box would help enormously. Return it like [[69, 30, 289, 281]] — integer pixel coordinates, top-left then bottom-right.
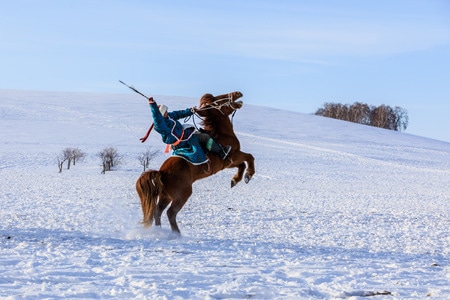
[[199, 93, 228, 138]]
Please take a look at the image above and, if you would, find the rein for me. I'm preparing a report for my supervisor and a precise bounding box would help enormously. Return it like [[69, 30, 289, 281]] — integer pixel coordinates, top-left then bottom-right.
[[191, 93, 239, 130], [195, 93, 236, 115], [138, 91, 240, 143]]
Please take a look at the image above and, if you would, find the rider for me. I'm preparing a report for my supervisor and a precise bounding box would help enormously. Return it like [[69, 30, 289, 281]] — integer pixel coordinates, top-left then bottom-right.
[[148, 97, 231, 160]]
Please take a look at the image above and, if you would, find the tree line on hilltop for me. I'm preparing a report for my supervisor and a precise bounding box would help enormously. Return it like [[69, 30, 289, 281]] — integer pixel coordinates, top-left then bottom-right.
[[315, 102, 408, 132]]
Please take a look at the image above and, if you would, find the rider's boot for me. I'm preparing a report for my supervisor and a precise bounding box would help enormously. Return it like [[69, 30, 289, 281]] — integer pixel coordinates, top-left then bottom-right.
[[207, 138, 232, 160]]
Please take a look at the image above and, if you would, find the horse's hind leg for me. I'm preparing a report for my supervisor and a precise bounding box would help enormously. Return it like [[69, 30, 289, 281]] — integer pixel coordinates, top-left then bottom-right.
[[155, 195, 171, 227], [231, 162, 246, 188], [166, 186, 192, 235], [167, 206, 181, 235]]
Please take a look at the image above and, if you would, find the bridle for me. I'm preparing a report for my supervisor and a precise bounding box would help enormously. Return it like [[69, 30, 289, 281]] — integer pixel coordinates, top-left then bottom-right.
[[195, 93, 241, 115], [186, 93, 242, 130]]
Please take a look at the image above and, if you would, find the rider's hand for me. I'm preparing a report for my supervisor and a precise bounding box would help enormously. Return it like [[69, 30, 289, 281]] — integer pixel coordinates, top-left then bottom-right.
[[190, 106, 197, 113], [148, 97, 155, 104]]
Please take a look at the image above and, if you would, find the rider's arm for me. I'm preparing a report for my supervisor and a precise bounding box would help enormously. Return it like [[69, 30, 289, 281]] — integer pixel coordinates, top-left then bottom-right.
[[168, 108, 194, 120], [149, 101, 171, 135]]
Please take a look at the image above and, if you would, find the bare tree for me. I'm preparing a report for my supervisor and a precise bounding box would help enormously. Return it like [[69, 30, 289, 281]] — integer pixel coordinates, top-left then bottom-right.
[[371, 105, 393, 129], [393, 106, 409, 131], [349, 102, 371, 124], [138, 147, 159, 171], [71, 147, 86, 166], [56, 147, 86, 172], [98, 147, 122, 174], [315, 102, 336, 118], [335, 103, 349, 121], [56, 154, 66, 173], [63, 148, 73, 170]]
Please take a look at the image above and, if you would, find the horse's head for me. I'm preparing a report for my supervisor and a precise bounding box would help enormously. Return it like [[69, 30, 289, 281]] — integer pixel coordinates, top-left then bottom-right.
[[197, 91, 243, 117]]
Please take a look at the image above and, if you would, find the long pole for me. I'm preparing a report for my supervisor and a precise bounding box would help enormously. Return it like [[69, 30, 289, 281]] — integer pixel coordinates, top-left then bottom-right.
[[119, 80, 154, 143], [119, 80, 149, 99]]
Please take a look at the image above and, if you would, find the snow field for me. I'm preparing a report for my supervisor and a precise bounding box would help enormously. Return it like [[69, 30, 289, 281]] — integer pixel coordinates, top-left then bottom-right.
[[1, 89, 449, 298]]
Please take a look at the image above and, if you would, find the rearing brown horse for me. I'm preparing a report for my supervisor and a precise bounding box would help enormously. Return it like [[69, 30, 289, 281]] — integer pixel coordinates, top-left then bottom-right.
[[136, 91, 255, 234]]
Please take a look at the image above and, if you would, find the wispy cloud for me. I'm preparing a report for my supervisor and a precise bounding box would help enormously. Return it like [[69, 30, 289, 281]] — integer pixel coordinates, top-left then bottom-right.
[[139, 1, 450, 62], [3, 0, 448, 64]]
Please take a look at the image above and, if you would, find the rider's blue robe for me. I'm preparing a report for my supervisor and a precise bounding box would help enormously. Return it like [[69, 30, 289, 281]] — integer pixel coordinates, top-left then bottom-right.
[[149, 102, 208, 165]]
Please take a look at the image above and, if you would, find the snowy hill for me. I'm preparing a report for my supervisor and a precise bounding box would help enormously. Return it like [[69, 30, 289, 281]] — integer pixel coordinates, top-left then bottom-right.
[[1, 89, 449, 299]]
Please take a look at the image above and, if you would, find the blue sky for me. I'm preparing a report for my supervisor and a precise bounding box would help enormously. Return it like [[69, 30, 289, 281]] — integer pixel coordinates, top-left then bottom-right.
[[2, 0, 450, 142]]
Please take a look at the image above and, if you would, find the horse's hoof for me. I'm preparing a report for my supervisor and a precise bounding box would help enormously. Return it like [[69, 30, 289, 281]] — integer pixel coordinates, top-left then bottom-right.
[[231, 180, 236, 188], [244, 174, 252, 184], [168, 231, 181, 240]]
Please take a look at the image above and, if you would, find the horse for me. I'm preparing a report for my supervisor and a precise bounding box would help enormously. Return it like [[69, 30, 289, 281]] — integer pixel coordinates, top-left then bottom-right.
[[135, 91, 255, 234]]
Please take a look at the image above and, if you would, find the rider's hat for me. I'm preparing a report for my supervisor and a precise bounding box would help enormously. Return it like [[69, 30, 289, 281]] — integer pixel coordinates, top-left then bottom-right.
[[159, 104, 168, 116]]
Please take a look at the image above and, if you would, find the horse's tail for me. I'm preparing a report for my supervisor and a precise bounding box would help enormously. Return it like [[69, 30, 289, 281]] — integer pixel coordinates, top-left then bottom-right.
[[136, 170, 163, 227]]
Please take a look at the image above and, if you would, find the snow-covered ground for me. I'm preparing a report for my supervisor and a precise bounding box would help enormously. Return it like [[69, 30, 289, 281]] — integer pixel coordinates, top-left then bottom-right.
[[1, 89, 449, 299]]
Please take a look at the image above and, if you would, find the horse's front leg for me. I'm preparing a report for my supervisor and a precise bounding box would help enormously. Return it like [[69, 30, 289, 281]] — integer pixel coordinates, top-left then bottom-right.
[[243, 152, 255, 184], [229, 151, 255, 187], [231, 162, 246, 188]]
